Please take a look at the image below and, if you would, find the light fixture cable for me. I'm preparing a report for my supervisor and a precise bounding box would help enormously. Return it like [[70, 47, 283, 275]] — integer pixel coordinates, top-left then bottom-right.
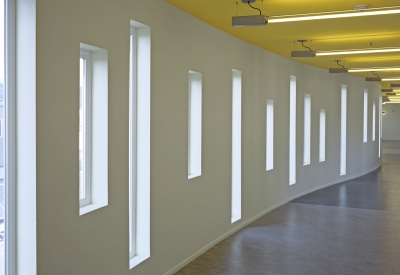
[[300, 40, 313, 52], [248, 1, 262, 15], [335, 60, 345, 68]]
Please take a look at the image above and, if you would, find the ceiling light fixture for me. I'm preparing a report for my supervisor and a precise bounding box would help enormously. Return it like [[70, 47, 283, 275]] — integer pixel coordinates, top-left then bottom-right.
[[291, 40, 316, 58], [365, 71, 381, 81], [267, 6, 400, 23], [232, 0, 267, 27], [329, 60, 348, 73]]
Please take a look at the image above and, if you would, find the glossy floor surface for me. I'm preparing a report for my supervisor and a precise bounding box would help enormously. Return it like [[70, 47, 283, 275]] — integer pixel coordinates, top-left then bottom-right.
[[175, 144, 400, 275]]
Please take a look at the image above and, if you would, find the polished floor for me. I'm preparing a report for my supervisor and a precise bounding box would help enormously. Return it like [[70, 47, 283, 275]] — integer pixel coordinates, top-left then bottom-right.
[[175, 144, 400, 275]]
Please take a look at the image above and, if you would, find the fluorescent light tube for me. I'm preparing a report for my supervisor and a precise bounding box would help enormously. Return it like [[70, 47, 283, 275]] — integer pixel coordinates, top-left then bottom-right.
[[382, 78, 400, 81], [349, 67, 400, 72], [268, 7, 400, 23], [316, 47, 400, 56]]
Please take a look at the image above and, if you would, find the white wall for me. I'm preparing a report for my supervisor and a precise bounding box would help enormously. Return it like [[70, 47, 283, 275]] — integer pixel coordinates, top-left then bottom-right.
[[33, 0, 381, 274], [382, 104, 400, 140]]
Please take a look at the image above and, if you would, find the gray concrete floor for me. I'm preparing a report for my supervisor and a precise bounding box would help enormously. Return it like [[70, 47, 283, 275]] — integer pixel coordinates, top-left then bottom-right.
[[175, 142, 400, 275]]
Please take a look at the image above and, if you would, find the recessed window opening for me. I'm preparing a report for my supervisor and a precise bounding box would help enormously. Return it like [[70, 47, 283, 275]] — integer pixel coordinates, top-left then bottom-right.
[[266, 99, 274, 171], [231, 70, 241, 223], [363, 89, 368, 143], [303, 94, 311, 165], [188, 71, 202, 179], [289, 75, 296, 185], [79, 43, 108, 216], [372, 101, 376, 141], [319, 109, 326, 162], [79, 50, 92, 208], [129, 21, 151, 269], [340, 85, 347, 176]]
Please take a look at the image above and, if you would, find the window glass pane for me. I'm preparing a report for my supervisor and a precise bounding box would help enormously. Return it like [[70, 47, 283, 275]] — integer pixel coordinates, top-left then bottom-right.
[[0, 0, 5, 273], [79, 58, 85, 200]]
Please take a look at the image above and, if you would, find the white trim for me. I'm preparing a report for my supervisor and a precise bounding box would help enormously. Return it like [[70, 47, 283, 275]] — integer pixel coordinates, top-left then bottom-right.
[[4, 0, 16, 273], [162, 163, 381, 275]]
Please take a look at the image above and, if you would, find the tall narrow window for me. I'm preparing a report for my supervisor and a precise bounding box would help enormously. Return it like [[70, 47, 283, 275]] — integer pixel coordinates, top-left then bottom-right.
[[129, 22, 151, 269], [319, 109, 326, 162], [79, 43, 108, 216], [379, 96, 382, 157], [231, 70, 241, 223], [289, 75, 296, 185], [188, 71, 202, 179], [303, 94, 311, 165], [79, 50, 92, 207], [372, 101, 376, 141], [0, 0, 5, 271], [363, 89, 368, 143], [340, 85, 347, 176], [266, 99, 274, 171]]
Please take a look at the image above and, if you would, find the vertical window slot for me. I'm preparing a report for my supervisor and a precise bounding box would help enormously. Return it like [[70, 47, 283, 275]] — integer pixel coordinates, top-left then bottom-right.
[[129, 22, 151, 269], [188, 71, 202, 179], [363, 89, 368, 143], [79, 44, 108, 217], [340, 85, 347, 176], [319, 109, 326, 162], [372, 101, 376, 141], [289, 75, 296, 185], [303, 94, 311, 165], [231, 70, 241, 223], [266, 99, 274, 171]]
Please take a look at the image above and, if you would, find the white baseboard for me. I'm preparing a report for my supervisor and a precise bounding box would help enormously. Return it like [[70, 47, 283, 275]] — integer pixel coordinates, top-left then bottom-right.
[[163, 163, 381, 275]]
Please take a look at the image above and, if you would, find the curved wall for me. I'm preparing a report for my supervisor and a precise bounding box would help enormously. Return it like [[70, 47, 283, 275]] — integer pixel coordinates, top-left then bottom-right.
[[35, 0, 381, 274]]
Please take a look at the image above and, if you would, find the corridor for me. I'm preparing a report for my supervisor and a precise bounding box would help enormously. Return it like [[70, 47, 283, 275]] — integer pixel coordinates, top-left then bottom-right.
[[175, 142, 400, 275]]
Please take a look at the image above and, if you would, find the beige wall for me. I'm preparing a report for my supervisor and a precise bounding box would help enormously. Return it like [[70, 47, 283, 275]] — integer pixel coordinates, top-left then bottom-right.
[[33, 0, 381, 274]]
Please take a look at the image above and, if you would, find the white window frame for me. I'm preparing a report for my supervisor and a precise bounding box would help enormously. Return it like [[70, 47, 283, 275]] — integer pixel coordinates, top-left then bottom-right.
[[188, 71, 202, 179], [340, 85, 347, 176], [79, 49, 92, 208], [372, 101, 376, 141], [363, 89, 368, 143], [79, 43, 108, 216], [4, 0, 16, 273], [231, 69, 241, 223], [303, 94, 311, 165], [289, 75, 296, 185], [129, 21, 151, 269], [319, 109, 326, 162], [266, 99, 274, 171]]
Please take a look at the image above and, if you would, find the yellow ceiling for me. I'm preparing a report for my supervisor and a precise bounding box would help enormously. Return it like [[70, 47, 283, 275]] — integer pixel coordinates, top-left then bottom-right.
[[165, 0, 400, 89]]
